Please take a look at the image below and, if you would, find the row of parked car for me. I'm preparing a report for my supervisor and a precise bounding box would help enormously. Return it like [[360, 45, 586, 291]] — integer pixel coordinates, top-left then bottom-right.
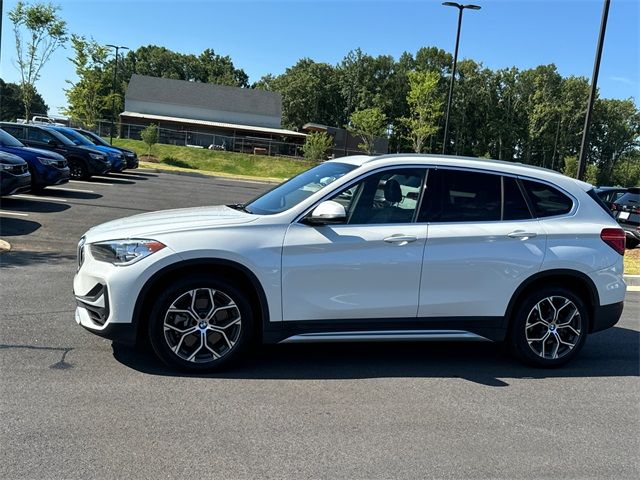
[[595, 186, 640, 248], [0, 122, 139, 196]]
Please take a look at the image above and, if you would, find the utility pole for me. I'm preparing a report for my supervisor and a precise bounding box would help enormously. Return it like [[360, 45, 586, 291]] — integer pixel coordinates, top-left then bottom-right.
[[106, 44, 129, 145]]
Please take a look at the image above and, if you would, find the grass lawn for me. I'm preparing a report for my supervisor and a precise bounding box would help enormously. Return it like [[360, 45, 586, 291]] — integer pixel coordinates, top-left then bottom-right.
[[112, 138, 315, 180], [625, 247, 640, 275]]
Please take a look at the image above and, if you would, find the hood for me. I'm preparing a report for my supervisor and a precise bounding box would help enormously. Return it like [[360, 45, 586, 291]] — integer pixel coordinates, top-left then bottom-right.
[[0, 150, 26, 164], [84, 205, 258, 243], [92, 145, 124, 156], [2, 145, 65, 161]]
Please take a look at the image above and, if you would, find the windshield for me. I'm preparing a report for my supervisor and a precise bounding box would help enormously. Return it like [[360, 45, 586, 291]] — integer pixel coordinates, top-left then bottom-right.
[[79, 130, 108, 146], [44, 129, 75, 146], [0, 128, 25, 147], [55, 129, 92, 146], [245, 162, 357, 215]]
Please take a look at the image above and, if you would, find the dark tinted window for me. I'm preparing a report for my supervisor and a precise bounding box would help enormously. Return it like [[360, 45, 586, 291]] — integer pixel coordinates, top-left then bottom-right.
[[617, 192, 640, 206], [1, 125, 25, 139], [27, 127, 55, 143], [420, 169, 501, 222], [521, 180, 573, 217], [503, 177, 532, 220], [0, 128, 25, 147]]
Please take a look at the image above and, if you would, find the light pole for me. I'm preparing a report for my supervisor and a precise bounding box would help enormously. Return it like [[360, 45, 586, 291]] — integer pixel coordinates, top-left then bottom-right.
[[441, 2, 481, 155], [577, 0, 610, 181], [106, 44, 129, 145]]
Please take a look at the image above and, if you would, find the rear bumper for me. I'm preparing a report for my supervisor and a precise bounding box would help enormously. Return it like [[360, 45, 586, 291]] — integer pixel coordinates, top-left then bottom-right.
[[591, 301, 624, 333]]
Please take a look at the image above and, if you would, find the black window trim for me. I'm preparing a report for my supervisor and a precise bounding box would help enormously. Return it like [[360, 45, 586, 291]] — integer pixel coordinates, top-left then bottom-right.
[[516, 174, 578, 219]]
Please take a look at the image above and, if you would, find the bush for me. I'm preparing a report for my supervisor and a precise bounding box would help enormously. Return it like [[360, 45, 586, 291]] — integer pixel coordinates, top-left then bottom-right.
[[140, 123, 158, 156], [161, 156, 196, 169], [302, 132, 333, 161]]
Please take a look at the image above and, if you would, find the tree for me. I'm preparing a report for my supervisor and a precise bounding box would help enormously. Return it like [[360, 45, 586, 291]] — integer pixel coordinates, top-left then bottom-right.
[[348, 108, 387, 154], [0, 78, 48, 121], [302, 132, 334, 161], [400, 70, 442, 153], [8, 1, 67, 121], [140, 124, 159, 156], [62, 35, 111, 128]]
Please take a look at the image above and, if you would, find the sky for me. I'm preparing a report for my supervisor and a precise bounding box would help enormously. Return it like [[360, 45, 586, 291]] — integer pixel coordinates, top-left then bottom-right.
[[0, 0, 638, 117]]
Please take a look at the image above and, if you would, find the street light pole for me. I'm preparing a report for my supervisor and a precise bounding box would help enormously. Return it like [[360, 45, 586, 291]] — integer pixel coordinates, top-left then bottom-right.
[[106, 44, 129, 145], [441, 2, 481, 155], [577, 0, 610, 181]]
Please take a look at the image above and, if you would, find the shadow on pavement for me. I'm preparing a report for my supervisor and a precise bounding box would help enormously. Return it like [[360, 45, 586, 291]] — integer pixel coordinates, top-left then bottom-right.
[[0, 249, 76, 267], [0, 217, 41, 236], [89, 176, 136, 185], [1, 197, 70, 213], [41, 188, 102, 200], [112, 326, 639, 386], [107, 172, 151, 181]]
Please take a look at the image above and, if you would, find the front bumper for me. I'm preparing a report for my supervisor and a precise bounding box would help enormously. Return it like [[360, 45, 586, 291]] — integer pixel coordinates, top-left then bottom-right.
[[34, 166, 70, 188], [125, 156, 138, 169], [0, 171, 31, 195], [87, 158, 111, 175]]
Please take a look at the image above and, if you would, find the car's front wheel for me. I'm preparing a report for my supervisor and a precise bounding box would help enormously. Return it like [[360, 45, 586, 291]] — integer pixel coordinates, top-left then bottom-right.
[[509, 287, 588, 367], [148, 275, 253, 372], [68, 159, 89, 180]]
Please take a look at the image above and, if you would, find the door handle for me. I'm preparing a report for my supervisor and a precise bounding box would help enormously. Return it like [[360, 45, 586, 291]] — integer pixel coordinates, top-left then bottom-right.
[[507, 230, 538, 239], [384, 235, 418, 245]]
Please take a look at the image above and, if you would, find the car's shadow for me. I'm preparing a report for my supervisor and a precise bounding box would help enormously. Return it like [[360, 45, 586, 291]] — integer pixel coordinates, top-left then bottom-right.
[[89, 176, 136, 185], [112, 326, 639, 386], [40, 188, 102, 200], [1, 197, 70, 213], [0, 249, 76, 267], [0, 217, 42, 236]]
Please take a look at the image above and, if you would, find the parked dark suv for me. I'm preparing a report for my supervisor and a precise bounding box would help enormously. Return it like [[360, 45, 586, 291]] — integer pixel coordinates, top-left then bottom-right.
[[74, 128, 139, 169], [611, 187, 640, 248], [0, 151, 31, 196], [595, 186, 629, 210], [0, 127, 69, 191], [0, 122, 111, 179]]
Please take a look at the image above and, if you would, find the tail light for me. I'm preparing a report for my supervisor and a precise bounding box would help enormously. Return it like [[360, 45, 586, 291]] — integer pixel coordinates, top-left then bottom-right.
[[600, 228, 626, 255]]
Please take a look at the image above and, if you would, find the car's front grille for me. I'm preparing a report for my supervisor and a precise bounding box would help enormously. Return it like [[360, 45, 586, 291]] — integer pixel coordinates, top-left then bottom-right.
[[55, 160, 67, 168]]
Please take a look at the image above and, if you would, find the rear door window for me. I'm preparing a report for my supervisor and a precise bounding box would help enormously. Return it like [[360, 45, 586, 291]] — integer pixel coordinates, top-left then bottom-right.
[[419, 169, 502, 222], [1, 125, 25, 139], [521, 179, 573, 217], [503, 177, 532, 220]]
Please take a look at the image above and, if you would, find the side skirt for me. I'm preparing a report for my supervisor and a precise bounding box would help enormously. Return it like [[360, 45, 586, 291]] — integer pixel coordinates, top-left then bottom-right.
[[262, 317, 506, 344]]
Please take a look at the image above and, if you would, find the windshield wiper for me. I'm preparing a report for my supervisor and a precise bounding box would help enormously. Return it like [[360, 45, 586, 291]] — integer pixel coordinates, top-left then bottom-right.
[[227, 203, 252, 214]]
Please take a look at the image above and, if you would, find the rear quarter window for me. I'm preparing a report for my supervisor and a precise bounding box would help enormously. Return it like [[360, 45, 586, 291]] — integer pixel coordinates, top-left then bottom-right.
[[521, 179, 573, 217]]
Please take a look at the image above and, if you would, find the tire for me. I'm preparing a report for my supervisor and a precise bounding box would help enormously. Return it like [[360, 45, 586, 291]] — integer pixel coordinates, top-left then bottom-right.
[[508, 286, 588, 367], [626, 238, 639, 249], [68, 159, 89, 180], [148, 274, 253, 372]]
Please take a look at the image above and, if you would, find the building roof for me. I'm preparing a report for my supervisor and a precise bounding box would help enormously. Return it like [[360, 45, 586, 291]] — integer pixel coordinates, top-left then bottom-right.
[[125, 74, 282, 118], [120, 111, 307, 138]]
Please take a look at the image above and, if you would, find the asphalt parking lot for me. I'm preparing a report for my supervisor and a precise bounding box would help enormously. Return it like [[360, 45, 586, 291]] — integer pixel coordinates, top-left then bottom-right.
[[1, 170, 638, 479]]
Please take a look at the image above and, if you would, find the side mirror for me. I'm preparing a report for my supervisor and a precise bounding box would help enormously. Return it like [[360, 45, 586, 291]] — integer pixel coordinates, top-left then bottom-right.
[[305, 200, 347, 225]]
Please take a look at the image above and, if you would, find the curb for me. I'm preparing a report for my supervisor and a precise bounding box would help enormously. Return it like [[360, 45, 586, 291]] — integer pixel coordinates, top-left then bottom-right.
[[624, 275, 640, 287], [0, 239, 11, 254], [138, 163, 281, 185]]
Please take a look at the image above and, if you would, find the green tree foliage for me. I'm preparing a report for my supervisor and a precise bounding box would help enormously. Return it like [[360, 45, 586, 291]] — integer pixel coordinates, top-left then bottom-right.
[[348, 108, 387, 154], [0, 78, 48, 121], [8, 1, 67, 121], [62, 35, 111, 128], [302, 132, 334, 161], [400, 70, 443, 153], [140, 124, 159, 156]]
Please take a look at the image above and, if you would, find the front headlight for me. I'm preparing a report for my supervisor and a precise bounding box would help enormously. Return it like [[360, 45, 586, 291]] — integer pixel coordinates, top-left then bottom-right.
[[89, 239, 165, 266], [37, 156, 57, 165], [89, 153, 107, 161]]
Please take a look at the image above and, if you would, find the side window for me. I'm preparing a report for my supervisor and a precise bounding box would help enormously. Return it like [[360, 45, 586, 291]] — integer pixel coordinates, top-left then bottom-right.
[[419, 169, 501, 222], [27, 128, 53, 143], [1, 125, 24, 139], [328, 168, 426, 224], [521, 179, 573, 217], [503, 177, 532, 221]]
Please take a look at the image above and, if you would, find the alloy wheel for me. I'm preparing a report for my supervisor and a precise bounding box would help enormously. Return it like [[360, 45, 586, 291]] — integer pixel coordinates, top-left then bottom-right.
[[163, 288, 242, 363], [525, 296, 582, 360]]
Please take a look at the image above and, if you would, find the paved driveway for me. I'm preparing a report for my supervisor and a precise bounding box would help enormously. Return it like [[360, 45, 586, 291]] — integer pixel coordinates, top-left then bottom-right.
[[1, 170, 638, 479]]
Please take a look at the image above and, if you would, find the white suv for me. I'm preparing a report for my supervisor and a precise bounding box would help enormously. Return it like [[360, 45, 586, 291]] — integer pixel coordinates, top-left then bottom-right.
[[74, 155, 627, 371]]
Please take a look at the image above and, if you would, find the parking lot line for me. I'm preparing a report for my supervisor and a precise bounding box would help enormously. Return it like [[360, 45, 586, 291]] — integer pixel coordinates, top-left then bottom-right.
[[0, 210, 29, 217], [48, 186, 95, 193], [12, 194, 68, 202], [70, 180, 112, 186]]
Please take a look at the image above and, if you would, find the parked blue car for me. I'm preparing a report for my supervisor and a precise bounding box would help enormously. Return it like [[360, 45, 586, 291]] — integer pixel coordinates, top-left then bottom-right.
[[0, 127, 69, 191], [48, 126, 126, 172]]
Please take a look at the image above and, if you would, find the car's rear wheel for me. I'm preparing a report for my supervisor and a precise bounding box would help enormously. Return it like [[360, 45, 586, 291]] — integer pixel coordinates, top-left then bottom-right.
[[68, 159, 88, 179], [509, 287, 588, 367], [148, 275, 253, 372]]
